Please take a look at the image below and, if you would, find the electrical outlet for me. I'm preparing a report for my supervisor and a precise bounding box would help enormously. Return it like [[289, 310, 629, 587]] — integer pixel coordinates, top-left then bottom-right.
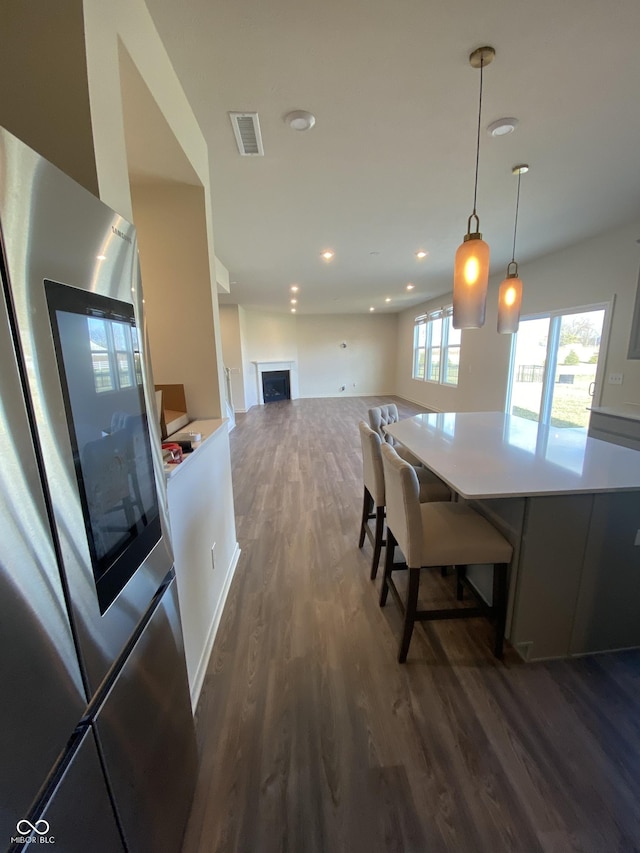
[[211, 542, 217, 571], [608, 373, 624, 385], [339, 385, 345, 391]]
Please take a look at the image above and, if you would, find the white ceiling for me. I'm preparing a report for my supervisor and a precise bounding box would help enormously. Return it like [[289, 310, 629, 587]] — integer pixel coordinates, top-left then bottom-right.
[[140, 0, 640, 315]]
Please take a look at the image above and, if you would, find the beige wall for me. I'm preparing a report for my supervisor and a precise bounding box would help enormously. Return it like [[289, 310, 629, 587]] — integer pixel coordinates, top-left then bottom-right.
[[395, 219, 640, 412], [0, 0, 99, 195], [236, 309, 398, 404], [132, 183, 220, 418]]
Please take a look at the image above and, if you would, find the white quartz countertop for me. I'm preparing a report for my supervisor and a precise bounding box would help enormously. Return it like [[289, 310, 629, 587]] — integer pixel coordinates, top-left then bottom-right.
[[385, 411, 640, 499], [163, 418, 226, 480]]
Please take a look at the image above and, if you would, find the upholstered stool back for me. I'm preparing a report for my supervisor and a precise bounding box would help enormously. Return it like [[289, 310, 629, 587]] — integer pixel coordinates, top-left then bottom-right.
[[368, 404, 400, 445], [358, 421, 385, 506]]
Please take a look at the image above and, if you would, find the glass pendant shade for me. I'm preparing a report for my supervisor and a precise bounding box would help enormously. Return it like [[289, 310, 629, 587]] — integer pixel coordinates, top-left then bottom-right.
[[497, 268, 523, 334], [453, 233, 490, 329]]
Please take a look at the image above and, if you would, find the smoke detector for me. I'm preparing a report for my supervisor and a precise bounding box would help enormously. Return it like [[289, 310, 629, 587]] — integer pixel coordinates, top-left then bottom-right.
[[487, 117, 519, 137], [285, 110, 316, 131], [229, 112, 264, 156]]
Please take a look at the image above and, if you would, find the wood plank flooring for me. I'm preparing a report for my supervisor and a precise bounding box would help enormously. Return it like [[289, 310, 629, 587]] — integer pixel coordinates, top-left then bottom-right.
[[182, 397, 640, 853]]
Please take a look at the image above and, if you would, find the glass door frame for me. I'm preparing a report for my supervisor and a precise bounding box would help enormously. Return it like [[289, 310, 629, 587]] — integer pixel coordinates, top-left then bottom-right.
[[505, 299, 614, 426]]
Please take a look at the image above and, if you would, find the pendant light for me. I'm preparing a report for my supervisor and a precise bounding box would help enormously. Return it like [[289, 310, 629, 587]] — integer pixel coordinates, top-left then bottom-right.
[[453, 46, 495, 330], [497, 164, 529, 334]]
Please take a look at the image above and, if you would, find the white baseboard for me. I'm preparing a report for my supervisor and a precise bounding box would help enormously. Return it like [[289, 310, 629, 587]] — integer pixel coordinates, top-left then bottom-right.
[[393, 393, 441, 412], [189, 541, 241, 711]]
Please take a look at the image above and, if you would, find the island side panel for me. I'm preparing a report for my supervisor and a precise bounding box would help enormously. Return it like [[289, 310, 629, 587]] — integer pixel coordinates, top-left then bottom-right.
[[570, 490, 640, 654], [509, 494, 594, 661]]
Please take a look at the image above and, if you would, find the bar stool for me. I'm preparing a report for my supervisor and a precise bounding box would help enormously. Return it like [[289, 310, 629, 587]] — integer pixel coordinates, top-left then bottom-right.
[[380, 442, 513, 662], [368, 403, 423, 467], [358, 421, 450, 579]]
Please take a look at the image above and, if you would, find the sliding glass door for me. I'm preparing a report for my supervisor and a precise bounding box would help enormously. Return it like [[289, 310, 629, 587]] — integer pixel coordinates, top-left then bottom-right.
[[507, 304, 610, 428]]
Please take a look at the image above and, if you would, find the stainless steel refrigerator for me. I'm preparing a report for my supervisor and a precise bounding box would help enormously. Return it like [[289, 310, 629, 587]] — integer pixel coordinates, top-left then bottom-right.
[[0, 127, 197, 852]]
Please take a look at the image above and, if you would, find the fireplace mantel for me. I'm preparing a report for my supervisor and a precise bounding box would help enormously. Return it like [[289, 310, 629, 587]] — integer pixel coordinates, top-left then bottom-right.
[[252, 360, 299, 405]]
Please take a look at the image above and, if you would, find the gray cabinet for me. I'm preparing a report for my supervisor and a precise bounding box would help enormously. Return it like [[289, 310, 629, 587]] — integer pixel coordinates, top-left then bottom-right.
[[588, 409, 640, 450], [474, 489, 640, 661]]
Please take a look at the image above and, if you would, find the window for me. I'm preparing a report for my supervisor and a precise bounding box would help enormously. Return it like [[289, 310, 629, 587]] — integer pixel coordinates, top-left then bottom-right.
[[412, 307, 460, 386], [506, 304, 609, 428], [88, 315, 142, 394]]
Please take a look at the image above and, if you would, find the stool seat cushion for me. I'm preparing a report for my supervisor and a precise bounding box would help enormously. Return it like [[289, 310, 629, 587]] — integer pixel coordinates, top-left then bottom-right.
[[417, 502, 513, 568]]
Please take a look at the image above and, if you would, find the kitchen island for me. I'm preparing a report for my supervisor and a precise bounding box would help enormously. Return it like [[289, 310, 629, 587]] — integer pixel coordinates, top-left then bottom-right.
[[386, 412, 640, 661]]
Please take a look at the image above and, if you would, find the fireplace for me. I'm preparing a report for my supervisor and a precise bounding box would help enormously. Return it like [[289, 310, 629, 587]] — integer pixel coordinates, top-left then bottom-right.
[[262, 370, 291, 403], [253, 360, 297, 405]]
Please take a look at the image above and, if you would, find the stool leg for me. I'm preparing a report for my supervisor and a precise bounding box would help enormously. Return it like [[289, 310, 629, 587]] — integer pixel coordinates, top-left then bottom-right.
[[456, 565, 465, 601], [492, 562, 508, 659], [379, 528, 396, 607], [371, 506, 385, 580], [399, 567, 420, 663], [358, 486, 373, 548]]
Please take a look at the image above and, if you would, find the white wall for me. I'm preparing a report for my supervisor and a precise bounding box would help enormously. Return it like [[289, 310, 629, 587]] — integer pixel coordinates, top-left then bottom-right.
[[219, 304, 247, 411], [395, 219, 640, 412], [167, 427, 239, 708], [296, 314, 398, 398], [241, 311, 298, 405], [236, 309, 398, 402], [237, 306, 257, 410]]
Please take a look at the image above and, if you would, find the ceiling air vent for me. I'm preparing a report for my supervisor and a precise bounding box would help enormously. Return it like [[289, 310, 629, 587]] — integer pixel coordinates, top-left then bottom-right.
[[229, 112, 264, 156]]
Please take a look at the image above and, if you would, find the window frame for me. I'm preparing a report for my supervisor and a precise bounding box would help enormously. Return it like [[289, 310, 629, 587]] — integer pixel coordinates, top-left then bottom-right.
[[412, 307, 459, 387]]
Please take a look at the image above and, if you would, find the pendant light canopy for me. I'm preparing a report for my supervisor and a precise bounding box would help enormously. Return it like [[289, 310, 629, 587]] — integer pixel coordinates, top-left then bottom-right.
[[453, 46, 495, 330], [497, 164, 529, 334]]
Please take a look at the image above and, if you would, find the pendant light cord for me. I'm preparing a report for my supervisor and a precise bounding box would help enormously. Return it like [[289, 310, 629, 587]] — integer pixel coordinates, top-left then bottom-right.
[[511, 169, 521, 263], [471, 56, 484, 216]]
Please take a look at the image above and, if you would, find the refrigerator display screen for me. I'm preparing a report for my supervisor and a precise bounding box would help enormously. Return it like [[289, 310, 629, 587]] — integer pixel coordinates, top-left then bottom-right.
[[45, 280, 161, 614]]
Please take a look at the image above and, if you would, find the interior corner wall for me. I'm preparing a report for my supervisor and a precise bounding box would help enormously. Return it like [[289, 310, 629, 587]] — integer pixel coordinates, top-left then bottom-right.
[[0, 0, 99, 194], [131, 183, 220, 419], [394, 218, 640, 413], [237, 306, 257, 410], [219, 305, 247, 412]]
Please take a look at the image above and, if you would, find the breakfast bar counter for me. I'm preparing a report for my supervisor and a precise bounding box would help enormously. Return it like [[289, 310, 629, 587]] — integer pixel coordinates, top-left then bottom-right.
[[386, 412, 640, 661]]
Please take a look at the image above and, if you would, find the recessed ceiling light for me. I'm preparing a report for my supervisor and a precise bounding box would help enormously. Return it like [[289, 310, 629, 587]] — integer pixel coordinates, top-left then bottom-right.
[[290, 298, 297, 304], [385, 297, 391, 303], [415, 251, 428, 259], [97, 254, 106, 261], [290, 285, 299, 292], [369, 306, 375, 312], [291, 308, 297, 313], [487, 117, 519, 137], [321, 249, 335, 261], [406, 283, 415, 290], [285, 110, 316, 131]]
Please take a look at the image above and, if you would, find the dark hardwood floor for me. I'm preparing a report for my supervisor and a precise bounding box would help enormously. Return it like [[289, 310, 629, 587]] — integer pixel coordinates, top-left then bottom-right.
[[182, 397, 640, 853]]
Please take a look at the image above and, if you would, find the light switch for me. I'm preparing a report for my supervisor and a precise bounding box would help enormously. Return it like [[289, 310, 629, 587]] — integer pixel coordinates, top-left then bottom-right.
[[607, 373, 624, 385]]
